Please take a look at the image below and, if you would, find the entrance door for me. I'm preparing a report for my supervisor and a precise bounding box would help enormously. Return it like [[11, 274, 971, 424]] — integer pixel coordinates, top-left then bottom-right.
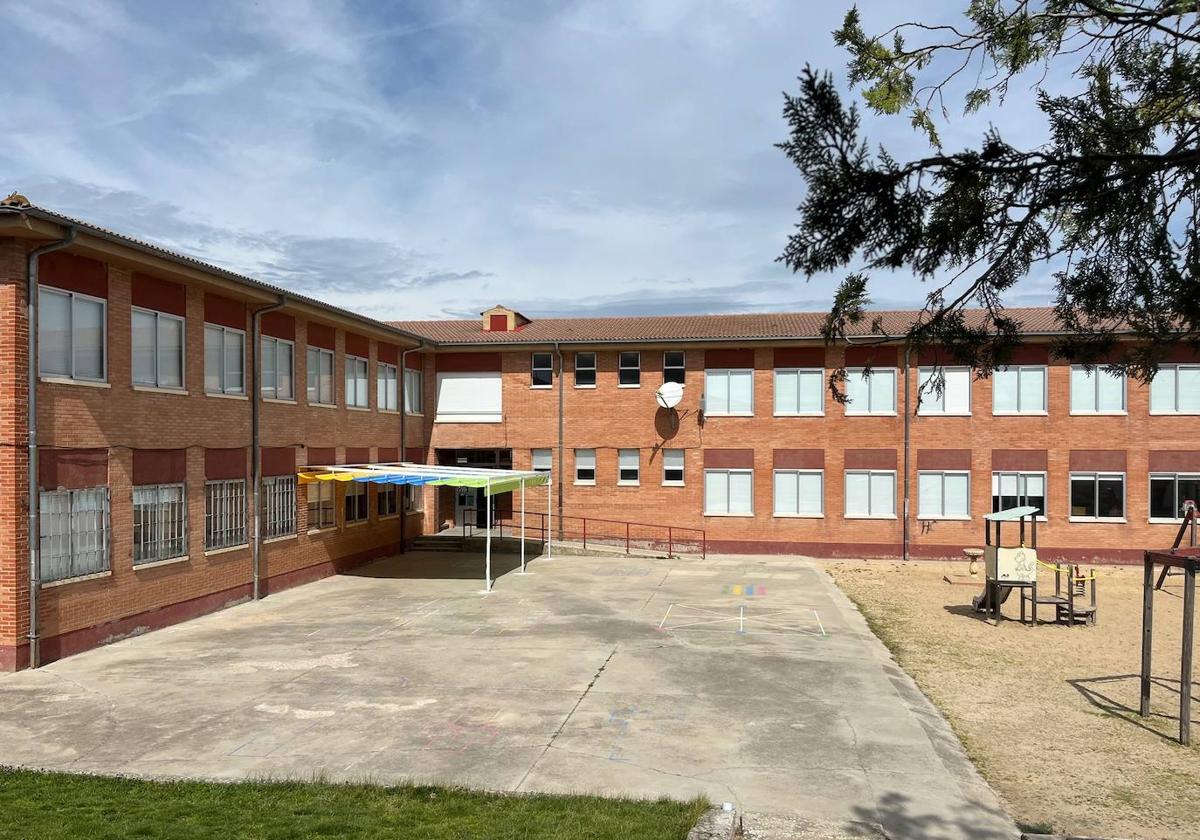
[[454, 487, 488, 528]]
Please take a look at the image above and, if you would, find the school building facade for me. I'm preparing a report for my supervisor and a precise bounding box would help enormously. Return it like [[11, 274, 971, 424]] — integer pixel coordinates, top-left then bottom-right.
[[2, 200, 1197, 669]]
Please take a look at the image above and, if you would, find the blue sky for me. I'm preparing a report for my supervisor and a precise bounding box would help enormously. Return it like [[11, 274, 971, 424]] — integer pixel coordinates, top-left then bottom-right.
[[1, 0, 1057, 320]]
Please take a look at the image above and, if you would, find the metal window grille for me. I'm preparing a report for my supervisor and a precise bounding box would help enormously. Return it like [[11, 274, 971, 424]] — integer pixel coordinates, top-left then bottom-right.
[[39, 487, 110, 582], [205, 479, 247, 550], [133, 484, 187, 565], [261, 476, 297, 539]]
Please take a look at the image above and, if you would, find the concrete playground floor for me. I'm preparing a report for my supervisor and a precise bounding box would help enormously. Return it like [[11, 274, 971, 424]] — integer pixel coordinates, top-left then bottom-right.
[[0, 552, 1017, 839]]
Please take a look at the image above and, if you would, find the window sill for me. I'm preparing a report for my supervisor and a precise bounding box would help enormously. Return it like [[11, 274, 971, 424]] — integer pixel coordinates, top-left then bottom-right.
[[39, 376, 110, 389], [1069, 411, 1127, 416], [574, 384, 597, 390], [992, 410, 1048, 416], [1149, 411, 1200, 416], [916, 412, 972, 418], [262, 397, 298, 405], [206, 391, 248, 401], [308, 401, 338, 409], [42, 569, 112, 588], [774, 412, 824, 418], [405, 410, 425, 416], [1068, 516, 1127, 524], [346, 520, 369, 528], [845, 411, 897, 417], [264, 534, 298, 544], [574, 480, 596, 486], [844, 514, 898, 520], [1150, 517, 1188, 525], [617, 384, 641, 389], [617, 481, 640, 487], [705, 412, 754, 418], [205, 543, 249, 557], [917, 515, 971, 522], [379, 408, 400, 415], [378, 513, 401, 521], [704, 512, 755, 518], [530, 385, 554, 390], [662, 481, 686, 487], [346, 405, 371, 412], [133, 384, 189, 396], [434, 415, 502, 424], [773, 512, 824, 519], [133, 555, 191, 571], [307, 527, 336, 536]]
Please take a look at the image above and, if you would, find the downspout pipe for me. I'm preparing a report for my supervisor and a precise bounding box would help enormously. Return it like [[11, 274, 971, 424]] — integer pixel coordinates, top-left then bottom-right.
[[400, 342, 428, 549], [554, 342, 564, 540], [251, 295, 287, 601], [902, 343, 912, 562], [26, 226, 77, 669]]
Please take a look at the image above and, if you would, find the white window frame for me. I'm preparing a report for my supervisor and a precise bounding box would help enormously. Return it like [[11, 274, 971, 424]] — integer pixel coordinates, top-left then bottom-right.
[[1069, 365, 1126, 415], [917, 367, 972, 416], [1149, 364, 1200, 415], [773, 469, 824, 518], [662, 449, 685, 486], [703, 468, 754, 516], [1149, 473, 1200, 523], [39, 487, 110, 582], [663, 351, 686, 385], [344, 481, 368, 524], [844, 368, 897, 415], [618, 351, 641, 388], [133, 483, 187, 564], [618, 449, 640, 486], [403, 484, 423, 513], [992, 365, 1048, 415], [404, 367, 424, 414], [704, 368, 755, 416], [377, 484, 399, 518], [531, 449, 552, 473], [991, 471, 1048, 519], [574, 449, 596, 485], [131, 307, 185, 391], [307, 481, 336, 531], [38, 286, 108, 383], [773, 368, 824, 416], [531, 352, 554, 388], [574, 352, 597, 388], [204, 324, 246, 396], [259, 335, 294, 401], [345, 354, 369, 409], [306, 346, 335, 406], [261, 475, 297, 539], [844, 470, 897, 519], [378, 362, 399, 411], [1069, 472, 1126, 522], [204, 479, 247, 551], [916, 470, 971, 520]]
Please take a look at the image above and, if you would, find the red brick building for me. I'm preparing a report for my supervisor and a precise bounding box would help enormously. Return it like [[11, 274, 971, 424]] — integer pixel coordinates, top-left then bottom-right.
[[2, 203, 1197, 670]]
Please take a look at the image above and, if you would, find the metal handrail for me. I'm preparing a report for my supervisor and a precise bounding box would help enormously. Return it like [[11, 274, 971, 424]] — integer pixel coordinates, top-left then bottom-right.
[[458, 507, 705, 558]]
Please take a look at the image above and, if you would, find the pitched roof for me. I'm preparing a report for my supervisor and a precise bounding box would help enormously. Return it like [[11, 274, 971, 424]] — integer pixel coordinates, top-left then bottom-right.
[[391, 306, 1070, 345]]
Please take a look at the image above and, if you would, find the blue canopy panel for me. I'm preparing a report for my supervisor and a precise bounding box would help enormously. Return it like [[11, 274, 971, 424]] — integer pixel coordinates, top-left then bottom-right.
[[352, 473, 457, 485]]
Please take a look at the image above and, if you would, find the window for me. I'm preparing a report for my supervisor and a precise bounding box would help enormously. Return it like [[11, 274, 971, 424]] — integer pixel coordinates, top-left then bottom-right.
[[774, 470, 823, 517], [575, 352, 597, 388], [262, 475, 297, 538], [435, 371, 502, 422], [39, 487, 110, 582], [39, 287, 106, 382], [205, 479, 247, 550], [1070, 473, 1125, 520], [404, 484, 423, 512], [531, 352, 553, 388], [845, 368, 896, 414], [1150, 365, 1200, 414], [532, 449, 552, 473], [918, 471, 970, 519], [618, 449, 640, 485], [1150, 474, 1200, 521], [618, 352, 640, 387], [344, 482, 368, 523], [993, 366, 1047, 414], [575, 449, 596, 484], [663, 351, 686, 385], [132, 484, 187, 564], [774, 368, 823, 415], [991, 472, 1047, 516], [260, 336, 293, 400], [307, 482, 335, 530], [378, 485, 399, 517], [845, 471, 896, 518], [704, 469, 753, 515], [404, 368, 423, 413], [1070, 366, 1125, 413], [378, 362, 398, 411], [204, 324, 245, 395], [306, 347, 335, 405], [345, 355, 369, 408], [917, 367, 971, 415], [662, 449, 685, 485], [704, 369, 754, 415], [132, 308, 184, 390]]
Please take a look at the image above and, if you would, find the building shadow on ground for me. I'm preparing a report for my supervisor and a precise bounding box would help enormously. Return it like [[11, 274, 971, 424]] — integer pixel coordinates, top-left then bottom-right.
[[849, 791, 1016, 840], [348, 551, 527, 582], [1068, 674, 1199, 743]]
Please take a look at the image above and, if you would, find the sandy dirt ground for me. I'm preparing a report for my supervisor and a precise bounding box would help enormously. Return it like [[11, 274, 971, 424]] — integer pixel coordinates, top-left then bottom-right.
[[827, 559, 1199, 840]]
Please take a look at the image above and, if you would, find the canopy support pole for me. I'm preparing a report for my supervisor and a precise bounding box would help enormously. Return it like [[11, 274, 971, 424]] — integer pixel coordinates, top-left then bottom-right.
[[519, 481, 527, 574], [484, 478, 492, 594]]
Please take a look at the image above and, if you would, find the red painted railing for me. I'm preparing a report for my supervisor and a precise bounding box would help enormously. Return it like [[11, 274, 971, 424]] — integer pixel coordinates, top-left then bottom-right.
[[460, 508, 705, 558]]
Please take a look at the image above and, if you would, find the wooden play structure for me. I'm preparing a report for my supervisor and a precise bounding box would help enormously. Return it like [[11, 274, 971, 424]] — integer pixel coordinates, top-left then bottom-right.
[[1140, 505, 1197, 745], [971, 506, 1097, 626]]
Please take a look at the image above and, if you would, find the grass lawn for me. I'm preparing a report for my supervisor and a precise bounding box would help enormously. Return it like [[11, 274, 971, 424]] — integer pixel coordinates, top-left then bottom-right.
[[827, 559, 1199, 840], [0, 768, 708, 840]]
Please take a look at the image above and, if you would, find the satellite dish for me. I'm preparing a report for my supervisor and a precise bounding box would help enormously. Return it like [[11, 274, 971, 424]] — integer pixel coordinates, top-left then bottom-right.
[[655, 381, 684, 409]]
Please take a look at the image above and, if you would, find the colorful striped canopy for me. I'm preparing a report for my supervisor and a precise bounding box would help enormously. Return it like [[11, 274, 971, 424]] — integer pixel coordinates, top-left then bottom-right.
[[297, 463, 549, 496]]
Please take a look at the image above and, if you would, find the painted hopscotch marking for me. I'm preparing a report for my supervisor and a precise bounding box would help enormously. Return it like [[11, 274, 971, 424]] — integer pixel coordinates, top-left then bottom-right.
[[657, 603, 828, 637]]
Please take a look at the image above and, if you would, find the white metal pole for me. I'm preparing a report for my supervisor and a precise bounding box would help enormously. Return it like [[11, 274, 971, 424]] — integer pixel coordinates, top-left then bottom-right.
[[520, 481, 527, 574], [547, 469, 553, 559], [485, 479, 492, 593]]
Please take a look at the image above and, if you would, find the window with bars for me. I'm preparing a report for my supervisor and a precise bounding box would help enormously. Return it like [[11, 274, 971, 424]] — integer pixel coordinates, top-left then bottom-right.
[[345, 482, 368, 523], [663, 351, 686, 385], [307, 481, 336, 530], [574, 352, 596, 387], [39, 487, 110, 582], [203, 324, 245, 395], [132, 308, 184, 389], [205, 479, 247, 550], [345, 355, 369, 408], [261, 475, 297, 539], [378, 362, 398, 411], [260, 336, 294, 400], [307, 347, 335, 405], [133, 484, 187, 564], [404, 368, 424, 413], [378, 485, 399, 517]]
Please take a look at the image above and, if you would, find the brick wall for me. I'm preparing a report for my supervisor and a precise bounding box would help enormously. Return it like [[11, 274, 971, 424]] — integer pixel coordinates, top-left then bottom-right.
[[0, 239, 29, 671]]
